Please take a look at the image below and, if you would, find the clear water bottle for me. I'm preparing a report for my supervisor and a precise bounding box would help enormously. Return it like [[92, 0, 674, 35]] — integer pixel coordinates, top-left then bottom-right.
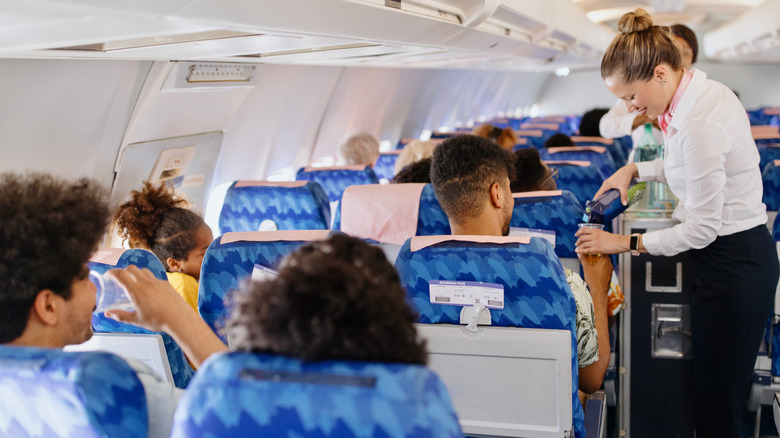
[[633, 124, 670, 210]]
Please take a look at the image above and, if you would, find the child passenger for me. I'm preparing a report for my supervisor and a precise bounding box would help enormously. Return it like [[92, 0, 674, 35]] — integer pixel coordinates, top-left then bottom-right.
[[114, 181, 213, 313]]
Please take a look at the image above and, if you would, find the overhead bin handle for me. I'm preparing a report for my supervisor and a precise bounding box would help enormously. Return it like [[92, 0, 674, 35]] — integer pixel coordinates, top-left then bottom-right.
[[461, 0, 501, 27]]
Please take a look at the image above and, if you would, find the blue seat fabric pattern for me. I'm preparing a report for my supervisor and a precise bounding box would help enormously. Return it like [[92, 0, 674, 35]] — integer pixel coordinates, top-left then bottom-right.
[[171, 352, 462, 438], [199, 238, 311, 341], [0, 346, 147, 438], [762, 160, 780, 211], [540, 148, 616, 180], [296, 167, 380, 203], [89, 248, 193, 388], [510, 190, 585, 258], [549, 163, 604, 208], [218, 181, 331, 233], [373, 153, 400, 180], [394, 238, 583, 437], [332, 184, 451, 238]]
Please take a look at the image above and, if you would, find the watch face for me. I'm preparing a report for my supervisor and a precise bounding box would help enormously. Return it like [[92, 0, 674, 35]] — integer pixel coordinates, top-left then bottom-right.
[[630, 234, 639, 251]]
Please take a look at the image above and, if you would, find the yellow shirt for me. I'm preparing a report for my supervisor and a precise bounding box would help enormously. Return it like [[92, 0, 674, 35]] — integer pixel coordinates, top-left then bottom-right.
[[167, 272, 199, 314]]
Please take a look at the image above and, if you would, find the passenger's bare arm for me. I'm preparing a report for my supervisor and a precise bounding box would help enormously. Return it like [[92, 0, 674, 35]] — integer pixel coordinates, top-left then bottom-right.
[[577, 254, 613, 394], [104, 266, 228, 368]]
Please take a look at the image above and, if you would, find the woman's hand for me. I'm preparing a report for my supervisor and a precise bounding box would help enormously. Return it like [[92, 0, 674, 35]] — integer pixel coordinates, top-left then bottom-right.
[[575, 227, 630, 255], [593, 163, 638, 205]]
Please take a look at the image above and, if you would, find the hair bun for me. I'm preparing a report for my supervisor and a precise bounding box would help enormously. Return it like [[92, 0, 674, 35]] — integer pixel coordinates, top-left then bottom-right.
[[618, 8, 653, 34]]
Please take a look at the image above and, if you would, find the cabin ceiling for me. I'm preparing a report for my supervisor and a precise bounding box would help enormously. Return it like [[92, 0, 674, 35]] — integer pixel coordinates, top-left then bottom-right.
[[0, 0, 777, 70]]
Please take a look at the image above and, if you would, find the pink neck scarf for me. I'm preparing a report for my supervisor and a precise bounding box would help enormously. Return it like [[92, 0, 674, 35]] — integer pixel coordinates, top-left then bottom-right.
[[659, 69, 693, 134]]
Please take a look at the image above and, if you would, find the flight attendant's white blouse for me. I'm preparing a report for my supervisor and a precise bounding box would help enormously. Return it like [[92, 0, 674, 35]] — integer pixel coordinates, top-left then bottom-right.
[[634, 69, 767, 256]]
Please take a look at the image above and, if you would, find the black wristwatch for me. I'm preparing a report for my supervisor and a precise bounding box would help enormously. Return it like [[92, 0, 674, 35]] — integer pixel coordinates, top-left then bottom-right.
[[630, 234, 640, 256]]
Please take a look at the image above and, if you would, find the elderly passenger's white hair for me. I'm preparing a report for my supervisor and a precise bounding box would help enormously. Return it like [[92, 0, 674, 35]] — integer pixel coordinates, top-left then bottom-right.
[[338, 131, 380, 166]]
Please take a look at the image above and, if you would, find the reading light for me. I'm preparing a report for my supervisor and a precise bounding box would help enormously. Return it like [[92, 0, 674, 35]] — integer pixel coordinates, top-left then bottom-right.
[[186, 64, 256, 83], [555, 67, 570, 77]]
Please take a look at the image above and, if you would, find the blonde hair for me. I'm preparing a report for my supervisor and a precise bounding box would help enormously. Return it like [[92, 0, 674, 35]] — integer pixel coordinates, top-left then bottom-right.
[[601, 8, 682, 83], [394, 140, 437, 174], [338, 131, 380, 166], [472, 124, 517, 150]]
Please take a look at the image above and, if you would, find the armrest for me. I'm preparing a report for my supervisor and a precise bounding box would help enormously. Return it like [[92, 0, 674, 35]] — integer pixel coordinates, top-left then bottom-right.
[[585, 390, 607, 438]]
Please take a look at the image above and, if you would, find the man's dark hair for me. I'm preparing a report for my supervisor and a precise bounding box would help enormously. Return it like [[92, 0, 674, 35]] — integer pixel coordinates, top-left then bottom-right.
[[391, 158, 432, 184], [544, 133, 575, 148], [671, 24, 698, 64], [227, 234, 427, 365], [579, 108, 609, 137], [0, 173, 110, 343], [511, 149, 548, 193], [430, 135, 516, 223]]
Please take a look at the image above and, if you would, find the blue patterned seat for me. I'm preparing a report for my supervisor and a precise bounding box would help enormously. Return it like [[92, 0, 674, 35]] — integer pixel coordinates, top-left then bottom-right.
[[0, 346, 147, 438], [394, 236, 583, 437], [89, 248, 193, 389], [170, 352, 461, 438], [218, 180, 330, 233], [540, 146, 617, 180], [514, 130, 546, 149], [373, 151, 402, 181], [511, 190, 585, 259], [571, 135, 627, 169], [296, 166, 380, 202], [332, 183, 451, 242], [199, 230, 330, 341], [546, 161, 604, 208], [757, 143, 780, 173], [762, 160, 780, 211]]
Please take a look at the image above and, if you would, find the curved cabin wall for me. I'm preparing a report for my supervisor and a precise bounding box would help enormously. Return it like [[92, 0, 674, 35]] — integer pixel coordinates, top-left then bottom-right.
[[0, 59, 151, 187]]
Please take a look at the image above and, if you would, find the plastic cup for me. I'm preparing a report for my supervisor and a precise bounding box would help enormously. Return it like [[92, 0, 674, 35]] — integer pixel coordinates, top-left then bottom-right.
[[578, 223, 605, 265], [89, 271, 133, 313]]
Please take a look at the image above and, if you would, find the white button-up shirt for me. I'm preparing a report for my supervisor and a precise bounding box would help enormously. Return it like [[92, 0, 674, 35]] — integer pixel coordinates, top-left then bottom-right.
[[635, 69, 767, 256]]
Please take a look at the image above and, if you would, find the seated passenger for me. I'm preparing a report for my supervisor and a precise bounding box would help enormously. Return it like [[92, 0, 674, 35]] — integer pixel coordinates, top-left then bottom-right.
[[105, 235, 429, 368], [544, 133, 575, 148], [0, 172, 182, 438], [430, 135, 611, 394], [226, 233, 427, 364], [338, 131, 380, 166], [114, 182, 213, 313], [393, 139, 436, 175], [512, 148, 625, 321], [472, 123, 517, 150], [579, 108, 610, 137], [391, 157, 432, 184], [510, 148, 557, 192]]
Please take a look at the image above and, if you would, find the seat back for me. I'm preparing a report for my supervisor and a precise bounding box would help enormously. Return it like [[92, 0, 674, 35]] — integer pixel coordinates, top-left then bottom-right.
[[0, 346, 147, 438], [763, 160, 780, 211], [510, 190, 585, 259], [218, 180, 330, 233], [758, 144, 780, 173], [418, 324, 574, 437], [373, 150, 402, 181], [514, 129, 546, 149], [571, 135, 627, 169], [170, 352, 462, 438], [540, 146, 616, 179], [332, 183, 450, 243], [295, 165, 379, 202], [198, 230, 330, 340], [394, 235, 583, 437], [89, 247, 193, 388], [546, 160, 604, 208]]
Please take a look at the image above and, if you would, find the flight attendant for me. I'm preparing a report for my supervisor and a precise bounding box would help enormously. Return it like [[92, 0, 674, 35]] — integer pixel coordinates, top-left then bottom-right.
[[575, 8, 779, 437]]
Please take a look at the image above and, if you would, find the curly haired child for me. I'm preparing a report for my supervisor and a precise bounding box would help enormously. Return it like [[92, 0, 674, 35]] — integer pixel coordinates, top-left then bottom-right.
[[114, 181, 213, 313]]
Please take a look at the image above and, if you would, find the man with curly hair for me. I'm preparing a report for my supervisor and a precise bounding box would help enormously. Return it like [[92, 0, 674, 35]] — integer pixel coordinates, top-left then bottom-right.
[[430, 135, 612, 396], [0, 172, 182, 438]]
